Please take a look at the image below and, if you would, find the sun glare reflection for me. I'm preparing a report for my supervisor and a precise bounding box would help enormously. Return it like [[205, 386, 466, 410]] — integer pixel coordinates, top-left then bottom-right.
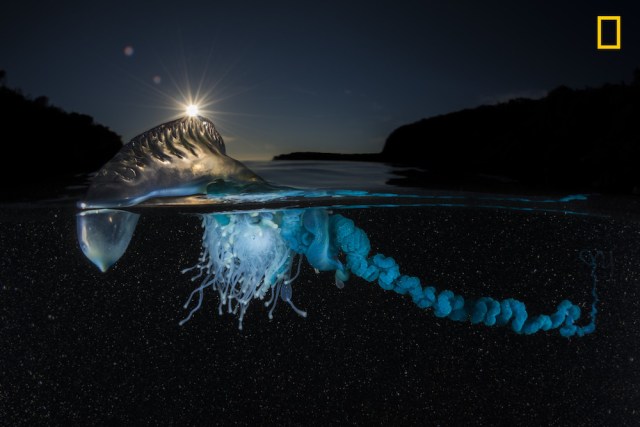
[[186, 104, 199, 117], [121, 52, 258, 151]]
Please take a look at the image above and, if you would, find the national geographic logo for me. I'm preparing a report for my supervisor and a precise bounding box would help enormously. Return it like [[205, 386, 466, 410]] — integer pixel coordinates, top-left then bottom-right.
[[597, 16, 621, 50]]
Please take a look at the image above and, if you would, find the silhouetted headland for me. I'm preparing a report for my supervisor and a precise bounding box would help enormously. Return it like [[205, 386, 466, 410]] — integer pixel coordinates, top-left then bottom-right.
[[276, 69, 640, 195], [0, 71, 122, 200]]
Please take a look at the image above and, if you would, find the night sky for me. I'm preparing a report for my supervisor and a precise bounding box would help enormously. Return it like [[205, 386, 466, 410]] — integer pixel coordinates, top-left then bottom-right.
[[1, 0, 639, 160]]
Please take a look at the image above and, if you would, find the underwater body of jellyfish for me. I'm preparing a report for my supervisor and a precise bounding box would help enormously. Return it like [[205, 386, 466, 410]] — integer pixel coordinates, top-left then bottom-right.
[[177, 208, 598, 337], [179, 211, 308, 330], [80, 115, 599, 338]]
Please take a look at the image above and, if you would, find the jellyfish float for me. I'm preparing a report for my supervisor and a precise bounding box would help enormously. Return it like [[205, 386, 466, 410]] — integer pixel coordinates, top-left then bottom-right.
[[78, 115, 599, 337], [81, 116, 265, 208]]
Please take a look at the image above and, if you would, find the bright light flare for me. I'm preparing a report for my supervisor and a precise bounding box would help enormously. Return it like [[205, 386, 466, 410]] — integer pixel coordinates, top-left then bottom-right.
[[186, 104, 199, 117]]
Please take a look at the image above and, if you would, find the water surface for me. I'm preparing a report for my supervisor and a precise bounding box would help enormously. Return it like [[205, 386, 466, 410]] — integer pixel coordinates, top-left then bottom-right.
[[1, 161, 639, 425]]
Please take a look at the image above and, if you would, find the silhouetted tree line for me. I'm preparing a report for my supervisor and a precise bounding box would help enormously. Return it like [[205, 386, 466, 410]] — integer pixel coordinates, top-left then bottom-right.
[[383, 69, 640, 194], [0, 71, 122, 198]]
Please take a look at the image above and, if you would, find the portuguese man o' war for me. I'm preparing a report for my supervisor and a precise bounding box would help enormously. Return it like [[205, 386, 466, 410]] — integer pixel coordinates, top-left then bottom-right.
[[78, 115, 599, 337]]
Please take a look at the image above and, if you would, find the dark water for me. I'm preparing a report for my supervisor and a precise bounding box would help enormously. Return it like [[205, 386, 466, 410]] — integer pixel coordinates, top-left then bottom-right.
[[1, 162, 639, 425]]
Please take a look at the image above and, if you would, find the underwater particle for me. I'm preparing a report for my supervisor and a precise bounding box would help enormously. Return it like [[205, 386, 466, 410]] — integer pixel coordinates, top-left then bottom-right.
[[152, 75, 161, 84], [123, 45, 134, 57]]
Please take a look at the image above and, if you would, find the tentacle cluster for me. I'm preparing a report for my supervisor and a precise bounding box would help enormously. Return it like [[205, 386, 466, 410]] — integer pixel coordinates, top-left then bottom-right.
[[180, 212, 306, 329], [280, 209, 349, 287], [328, 214, 598, 338]]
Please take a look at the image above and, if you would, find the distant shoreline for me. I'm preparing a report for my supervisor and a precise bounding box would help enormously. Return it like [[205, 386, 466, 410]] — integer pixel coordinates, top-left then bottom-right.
[[273, 152, 384, 162], [274, 71, 640, 195]]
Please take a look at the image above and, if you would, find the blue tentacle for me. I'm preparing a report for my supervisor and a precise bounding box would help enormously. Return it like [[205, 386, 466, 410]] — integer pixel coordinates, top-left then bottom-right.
[[327, 214, 599, 338]]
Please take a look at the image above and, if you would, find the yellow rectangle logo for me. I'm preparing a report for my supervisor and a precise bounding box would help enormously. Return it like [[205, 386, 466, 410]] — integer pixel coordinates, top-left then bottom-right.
[[597, 16, 621, 50]]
